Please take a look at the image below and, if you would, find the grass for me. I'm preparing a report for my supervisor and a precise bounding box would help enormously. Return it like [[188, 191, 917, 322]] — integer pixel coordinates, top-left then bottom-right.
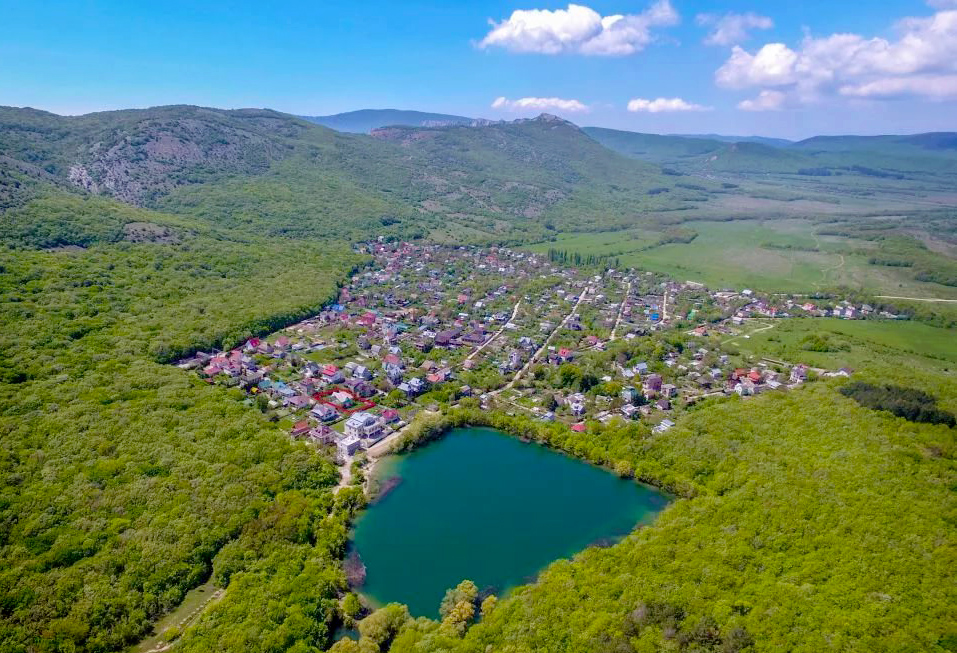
[[129, 580, 220, 653], [527, 219, 957, 298], [731, 317, 957, 409]]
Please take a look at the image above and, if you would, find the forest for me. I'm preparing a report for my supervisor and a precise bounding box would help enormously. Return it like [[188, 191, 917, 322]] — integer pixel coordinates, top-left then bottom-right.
[[840, 381, 956, 427]]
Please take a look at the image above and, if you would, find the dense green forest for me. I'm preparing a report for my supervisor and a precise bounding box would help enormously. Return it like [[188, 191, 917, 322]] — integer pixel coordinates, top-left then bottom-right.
[[840, 381, 956, 427], [0, 187, 365, 651]]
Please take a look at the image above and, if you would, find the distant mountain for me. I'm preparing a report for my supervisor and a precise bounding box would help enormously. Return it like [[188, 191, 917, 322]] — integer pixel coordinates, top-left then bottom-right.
[[586, 124, 957, 179], [582, 127, 723, 164], [300, 109, 480, 133], [675, 133, 793, 147], [791, 132, 957, 155]]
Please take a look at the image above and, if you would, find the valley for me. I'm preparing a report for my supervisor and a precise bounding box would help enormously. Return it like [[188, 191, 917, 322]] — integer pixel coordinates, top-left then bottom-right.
[[0, 105, 954, 653]]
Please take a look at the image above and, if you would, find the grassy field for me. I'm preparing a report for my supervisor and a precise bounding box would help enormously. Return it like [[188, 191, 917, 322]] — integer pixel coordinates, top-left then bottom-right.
[[730, 317, 957, 408], [528, 219, 957, 298]]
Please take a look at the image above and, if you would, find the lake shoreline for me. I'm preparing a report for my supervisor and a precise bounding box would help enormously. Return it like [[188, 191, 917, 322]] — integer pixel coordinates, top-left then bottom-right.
[[350, 425, 671, 617]]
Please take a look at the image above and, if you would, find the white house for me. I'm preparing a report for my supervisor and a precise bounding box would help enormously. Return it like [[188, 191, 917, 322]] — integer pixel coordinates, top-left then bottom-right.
[[344, 412, 384, 439], [337, 434, 362, 458]]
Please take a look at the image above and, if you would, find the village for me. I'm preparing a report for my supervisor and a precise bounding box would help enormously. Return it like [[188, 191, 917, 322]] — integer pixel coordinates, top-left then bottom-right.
[[176, 241, 863, 472]]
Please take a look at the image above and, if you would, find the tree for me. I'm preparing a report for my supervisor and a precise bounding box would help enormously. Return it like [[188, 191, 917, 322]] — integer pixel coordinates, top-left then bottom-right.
[[439, 580, 478, 620]]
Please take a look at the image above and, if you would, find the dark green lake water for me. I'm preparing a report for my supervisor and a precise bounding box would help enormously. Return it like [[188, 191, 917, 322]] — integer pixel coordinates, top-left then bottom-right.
[[351, 426, 669, 617]]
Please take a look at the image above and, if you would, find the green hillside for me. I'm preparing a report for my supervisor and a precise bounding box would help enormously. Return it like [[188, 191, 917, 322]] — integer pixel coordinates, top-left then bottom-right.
[[582, 126, 724, 164], [0, 106, 703, 246]]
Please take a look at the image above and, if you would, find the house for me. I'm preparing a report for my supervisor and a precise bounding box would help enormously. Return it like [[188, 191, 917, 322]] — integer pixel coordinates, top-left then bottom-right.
[[285, 395, 311, 410], [347, 380, 375, 397], [790, 364, 809, 383], [621, 404, 639, 419], [321, 364, 344, 383], [385, 363, 404, 383], [434, 329, 460, 347], [309, 424, 336, 445], [381, 408, 400, 423], [353, 365, 373, 380], [310, 403, 338, 422], [661, 383, 677, 398], [655, 398, 671, 411], [331, 391, 355, 409], [652, 419, 675, 434], [735, 379, 756, 396], [508, 351, 522, 369], [337, 434, 362, 458], [571, 422, 587, 433], [344, 412, 384, 439], [621, 386, 640, 403], [557, 348, 574, 363], [643, 374, 663, 393], [290, 421, 311, 437]]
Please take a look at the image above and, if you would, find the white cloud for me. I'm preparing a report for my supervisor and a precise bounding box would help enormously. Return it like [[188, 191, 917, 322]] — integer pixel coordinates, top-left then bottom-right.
[[696, 12, 773, 46], [839, 74, 957, 98], [927, 0, 957, 8], [491, 96, 589, 112], [478, 1, 679, 56], [715, 8, 957, 105], [716, 43, 798, 88], [737, 90, 787, 111], [627, 97, 711, 113]]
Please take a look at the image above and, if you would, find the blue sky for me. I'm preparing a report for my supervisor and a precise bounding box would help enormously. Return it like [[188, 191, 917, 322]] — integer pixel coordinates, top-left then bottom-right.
[[1, 0, 955, 138]]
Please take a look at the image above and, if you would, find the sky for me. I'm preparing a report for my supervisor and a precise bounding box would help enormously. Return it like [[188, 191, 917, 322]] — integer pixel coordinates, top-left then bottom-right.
[[1, 0, 956, 139]]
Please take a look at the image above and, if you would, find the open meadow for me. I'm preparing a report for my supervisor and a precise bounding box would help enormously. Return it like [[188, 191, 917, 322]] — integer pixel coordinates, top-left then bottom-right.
[[528, 218, 957, 298]]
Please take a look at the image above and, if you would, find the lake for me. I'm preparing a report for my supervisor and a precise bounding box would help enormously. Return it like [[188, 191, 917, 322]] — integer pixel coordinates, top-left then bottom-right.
[[351, 426, 669, 617]]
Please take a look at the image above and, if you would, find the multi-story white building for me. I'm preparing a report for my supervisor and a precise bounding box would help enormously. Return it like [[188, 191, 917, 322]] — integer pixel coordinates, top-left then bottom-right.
[[344, 411, 384, 439]]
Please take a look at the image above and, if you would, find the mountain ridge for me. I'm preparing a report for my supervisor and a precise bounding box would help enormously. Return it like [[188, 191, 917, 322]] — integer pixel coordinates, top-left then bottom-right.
[[300, 108, 482, 133]]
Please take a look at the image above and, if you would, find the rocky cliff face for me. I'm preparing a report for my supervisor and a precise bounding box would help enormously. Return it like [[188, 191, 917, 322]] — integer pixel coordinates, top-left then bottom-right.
[[0, 106, 306, 206], [65, 112, 299, 205]]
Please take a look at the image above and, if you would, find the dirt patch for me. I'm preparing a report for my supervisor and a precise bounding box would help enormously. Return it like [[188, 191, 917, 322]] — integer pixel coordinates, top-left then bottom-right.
[[44, 245, 87, 253], [123, 222, 181, 244]]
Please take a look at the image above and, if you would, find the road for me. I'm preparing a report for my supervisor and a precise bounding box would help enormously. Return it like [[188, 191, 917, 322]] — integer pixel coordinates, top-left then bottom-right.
[[874, 295, 957, 303], [463, 300, 521, 365], [490, 286, 589, 396], [609, 281, 631, 341], [721, 318, 777, 345], [364, 410, 439, 458]]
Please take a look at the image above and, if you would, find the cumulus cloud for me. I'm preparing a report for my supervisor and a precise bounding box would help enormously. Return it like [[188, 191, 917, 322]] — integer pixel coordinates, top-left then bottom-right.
[[627, 97, 711, 112], [478, 1, 679, 56], [737, 90, 787, 111], [715, 8, 957, 105], [696, 12, 773, 46], [715, 43, 798, 88], [491, 96, 589, 112]]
